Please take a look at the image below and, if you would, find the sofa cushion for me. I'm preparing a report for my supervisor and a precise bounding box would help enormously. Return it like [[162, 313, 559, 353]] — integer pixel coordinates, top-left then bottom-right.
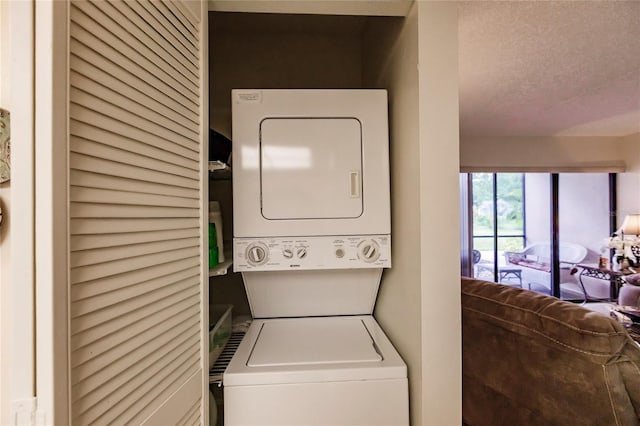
[[462, 276, 640, 426]]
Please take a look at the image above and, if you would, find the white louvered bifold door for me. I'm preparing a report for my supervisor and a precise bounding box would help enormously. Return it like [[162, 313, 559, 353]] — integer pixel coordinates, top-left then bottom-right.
[[68, 1, 207, 424]]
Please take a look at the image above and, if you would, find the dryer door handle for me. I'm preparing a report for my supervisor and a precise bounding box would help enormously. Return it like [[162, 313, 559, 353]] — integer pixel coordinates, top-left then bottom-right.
[[350, 171, 360, 198]]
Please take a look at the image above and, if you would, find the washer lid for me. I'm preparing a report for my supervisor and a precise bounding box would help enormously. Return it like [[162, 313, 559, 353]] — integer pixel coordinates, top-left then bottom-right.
[[248, 317, 382, 367]]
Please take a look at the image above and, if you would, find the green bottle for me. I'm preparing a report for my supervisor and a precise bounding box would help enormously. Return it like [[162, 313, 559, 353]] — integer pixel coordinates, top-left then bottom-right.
[[209, 223, 219, 267]]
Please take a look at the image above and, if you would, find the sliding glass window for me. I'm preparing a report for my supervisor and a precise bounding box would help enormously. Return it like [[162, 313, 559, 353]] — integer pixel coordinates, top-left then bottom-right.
[[471, 173, 525, 284], [464, 172, 616, 302]]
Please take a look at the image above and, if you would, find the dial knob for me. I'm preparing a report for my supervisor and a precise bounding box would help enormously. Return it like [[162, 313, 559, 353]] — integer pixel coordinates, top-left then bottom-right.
[[296, 247, 308, 259], [358, 240, 380, 263], [246, 243, 269, 266], [282, 248, 293, 259]]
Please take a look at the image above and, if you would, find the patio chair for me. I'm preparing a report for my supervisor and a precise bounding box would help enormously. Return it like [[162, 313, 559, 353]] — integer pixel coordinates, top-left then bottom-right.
[[475, 249, 523, 287]]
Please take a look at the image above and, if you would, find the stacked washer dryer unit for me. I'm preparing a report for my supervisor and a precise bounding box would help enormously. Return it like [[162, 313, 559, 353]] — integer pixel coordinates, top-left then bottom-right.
[[224, 89, 408, 425]]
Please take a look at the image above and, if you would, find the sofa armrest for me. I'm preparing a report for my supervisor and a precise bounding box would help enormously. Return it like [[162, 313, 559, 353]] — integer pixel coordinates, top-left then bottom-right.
[[462, 276, 640, 425]]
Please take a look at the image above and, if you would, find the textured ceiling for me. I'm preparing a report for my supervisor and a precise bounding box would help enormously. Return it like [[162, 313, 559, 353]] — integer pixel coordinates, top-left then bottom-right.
[[458, 1, 640, 138]]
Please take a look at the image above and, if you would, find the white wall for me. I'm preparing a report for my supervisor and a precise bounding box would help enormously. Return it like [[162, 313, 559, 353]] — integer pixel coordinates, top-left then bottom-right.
[[618, 174, 640, 222], [462, 133, 640, 246], [365, 4, 461, 423], [461, 136, 625, 172], [618, 133, 640, 221], [416, 3, 461, 424], [619, 133, 640, 172], [363, 8, 423, 425], [366, 3, 462, 424]]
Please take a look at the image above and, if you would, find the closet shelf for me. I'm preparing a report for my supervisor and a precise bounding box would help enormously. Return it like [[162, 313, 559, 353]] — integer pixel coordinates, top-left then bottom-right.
[[209, 168, 232, 181], [209, 331, 245, 385], [209, 254, 233, 277]]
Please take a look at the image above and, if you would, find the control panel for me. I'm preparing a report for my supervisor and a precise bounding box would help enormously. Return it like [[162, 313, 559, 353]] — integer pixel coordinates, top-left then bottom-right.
[[233, 235, 391, 272]]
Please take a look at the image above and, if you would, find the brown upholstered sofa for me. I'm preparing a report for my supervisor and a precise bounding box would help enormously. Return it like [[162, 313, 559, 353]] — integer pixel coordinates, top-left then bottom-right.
[[462, 276, 640, 425]]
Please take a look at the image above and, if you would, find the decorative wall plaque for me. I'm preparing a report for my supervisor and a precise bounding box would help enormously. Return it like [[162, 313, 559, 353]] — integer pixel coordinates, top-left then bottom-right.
[[0, 108, 9, 183]]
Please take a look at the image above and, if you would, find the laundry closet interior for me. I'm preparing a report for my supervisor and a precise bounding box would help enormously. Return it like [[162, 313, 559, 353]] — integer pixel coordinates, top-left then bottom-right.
[[206, 4, 414, 424]]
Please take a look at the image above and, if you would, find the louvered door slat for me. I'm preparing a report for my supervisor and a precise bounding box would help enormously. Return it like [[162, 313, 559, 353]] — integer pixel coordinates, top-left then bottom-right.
[[71, 266, 200, 316], [70, 38, 198, 120], [70, 153, 198, 188], [70, 70, 198, 141], [71, 258, 199, 303], [71, 203, 199, 220], [75, 344, 200, 425], [70, 137, 198, 180], [71, 281, 199, 347], [94, 1, 198, 83], [71, 307, 198, 385], [70, 25, 197, 118], [70, 246, 200, 284], [69, 0, 204, 423], [70, 117, 199, 164], [71, 54, 198, 133], [70, 217, 199, 235], [70, 185, 199, 208], [70, 228, 200, 251], [70, 237, 199, 268], [128, 1, 199, 65], [70, 105, 198, 159], [151, 1, 198, 49], [70, 297, 200, 381], [70, 170, 200, 200], [111, 1, 198, 70], [72, 1, 199, 98], [72, 314, 197, 394], [71, 89, 198, 151], [115, 355, 200, 425], [73, 330, 199, 415], [170, 0, 200, 35]]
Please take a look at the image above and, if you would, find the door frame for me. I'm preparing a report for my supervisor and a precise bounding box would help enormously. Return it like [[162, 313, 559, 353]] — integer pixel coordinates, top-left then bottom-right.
[[34, 0, 69, 424], [3, 1, 37, 423]]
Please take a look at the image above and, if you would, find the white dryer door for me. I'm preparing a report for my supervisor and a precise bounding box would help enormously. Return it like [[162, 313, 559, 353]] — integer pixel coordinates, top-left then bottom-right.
[[260, 117, 363, 220]]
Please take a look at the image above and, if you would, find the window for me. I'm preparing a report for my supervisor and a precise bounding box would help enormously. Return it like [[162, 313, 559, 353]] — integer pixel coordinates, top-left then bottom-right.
[[471, 173, 525, 282], [462, 173, 616, 302]]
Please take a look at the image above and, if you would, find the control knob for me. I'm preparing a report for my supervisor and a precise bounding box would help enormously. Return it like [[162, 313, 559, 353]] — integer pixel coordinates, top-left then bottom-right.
[[296, 247, 308, 259], [358, 240, 381, 263], [282, 248, 294, 259], [246, 242, 269, 266]]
